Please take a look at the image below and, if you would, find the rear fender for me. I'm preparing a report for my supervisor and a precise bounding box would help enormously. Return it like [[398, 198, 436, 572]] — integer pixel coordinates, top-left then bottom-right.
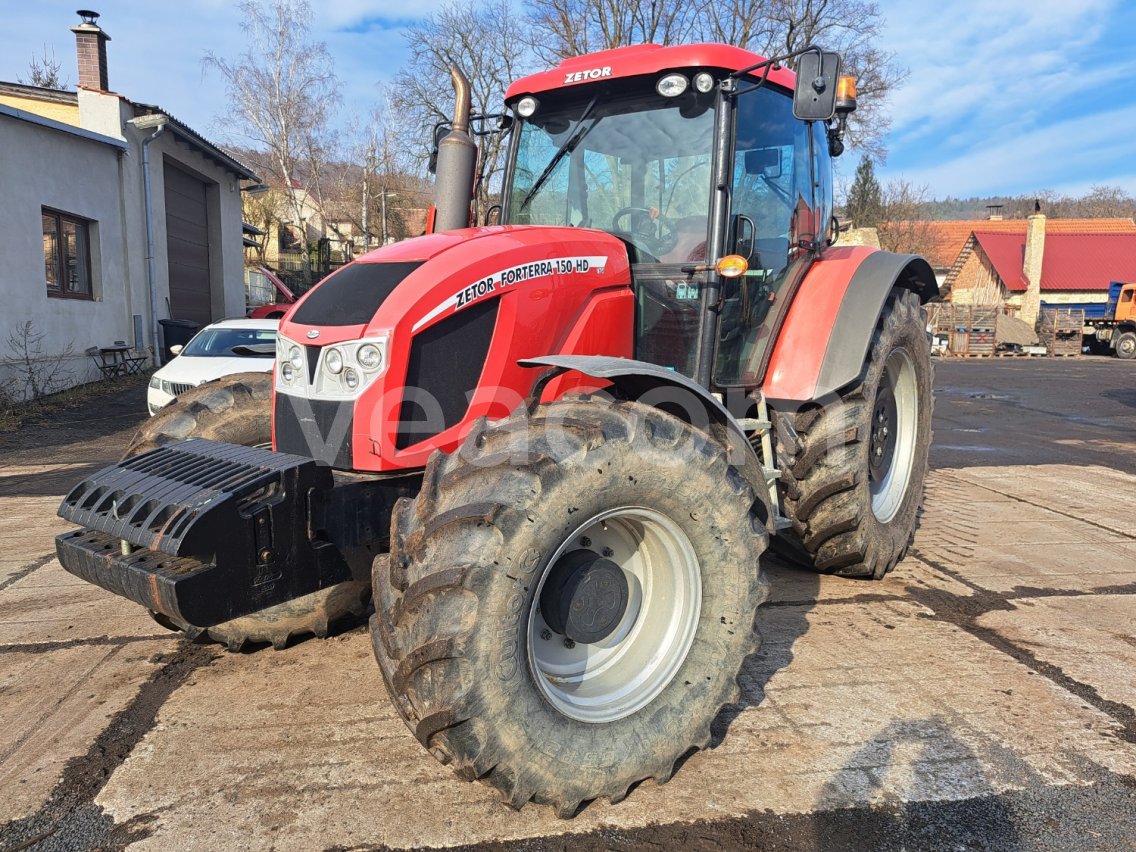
[[520, 355, 772, 530], [763, 249, 937, 406]]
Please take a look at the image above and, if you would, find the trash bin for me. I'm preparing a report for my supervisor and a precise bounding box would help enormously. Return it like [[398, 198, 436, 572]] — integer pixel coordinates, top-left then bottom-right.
[[158, 318, 200, 364]]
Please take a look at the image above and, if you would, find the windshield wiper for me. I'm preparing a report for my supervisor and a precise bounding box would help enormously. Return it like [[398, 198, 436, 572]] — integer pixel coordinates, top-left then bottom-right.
[[518, 95, 600, 214]]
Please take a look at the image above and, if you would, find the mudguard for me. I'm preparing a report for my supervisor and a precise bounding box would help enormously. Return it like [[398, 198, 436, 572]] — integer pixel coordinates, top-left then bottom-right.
[[520, 355, 771, 527], [763, 248, 937, 405]]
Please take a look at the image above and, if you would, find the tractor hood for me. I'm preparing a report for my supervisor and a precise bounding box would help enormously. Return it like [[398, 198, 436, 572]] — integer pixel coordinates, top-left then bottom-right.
[[274, 225, 634, 471], [279, 225, 630, 344]]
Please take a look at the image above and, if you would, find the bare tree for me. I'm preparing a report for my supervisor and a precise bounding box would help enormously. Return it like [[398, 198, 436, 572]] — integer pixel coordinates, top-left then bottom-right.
[[204, 0, 340, 283], [527, 0, 702, 62], [991, 186, 1135, 220], [6, 322, 74, 402], [875, 178, 935, 257], [528, 0, 904, 160], [1064, 185, 1135, 219], [390, 0, 531, 222], [20, 45, 67, 89], [697, 0, 904, 159]]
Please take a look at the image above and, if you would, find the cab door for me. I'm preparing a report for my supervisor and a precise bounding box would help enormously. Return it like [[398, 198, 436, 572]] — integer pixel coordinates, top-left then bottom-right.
[[714, 86, 818, 388]]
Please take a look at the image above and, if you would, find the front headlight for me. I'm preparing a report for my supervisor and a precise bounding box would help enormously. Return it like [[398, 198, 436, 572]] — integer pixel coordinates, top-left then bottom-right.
[[288, 346, 303, 370], [357, 344, 382, 371], [281, 362, 295, 383], [149, 376, 161, 390], [325, 348, 344, 375]]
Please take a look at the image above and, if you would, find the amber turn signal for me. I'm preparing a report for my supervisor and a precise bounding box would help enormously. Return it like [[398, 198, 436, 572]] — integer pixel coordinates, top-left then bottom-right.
[[716, 255, 749, 278], [836, 75, 858, 113]]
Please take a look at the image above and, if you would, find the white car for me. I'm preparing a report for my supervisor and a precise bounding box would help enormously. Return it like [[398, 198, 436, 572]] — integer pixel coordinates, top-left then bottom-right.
[[147, 318, 279, 415]]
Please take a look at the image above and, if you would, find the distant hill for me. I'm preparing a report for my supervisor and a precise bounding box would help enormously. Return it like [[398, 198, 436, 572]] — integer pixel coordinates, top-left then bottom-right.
[[919, 188, 1135, 222]]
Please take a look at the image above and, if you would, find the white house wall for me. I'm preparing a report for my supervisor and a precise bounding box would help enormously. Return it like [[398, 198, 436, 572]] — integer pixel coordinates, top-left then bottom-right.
[[2, 91, 250, 399], [0, 114, 129, 394]]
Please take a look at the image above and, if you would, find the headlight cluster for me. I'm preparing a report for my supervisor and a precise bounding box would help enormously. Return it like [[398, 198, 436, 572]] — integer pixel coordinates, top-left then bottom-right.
[[276, 334, 388, 398], [320, 340, 385, 392], [278, 340, 303, 384]]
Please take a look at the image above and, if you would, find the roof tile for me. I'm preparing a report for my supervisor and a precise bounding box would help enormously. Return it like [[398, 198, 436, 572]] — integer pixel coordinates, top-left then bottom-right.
[[923, 218, 1136, 268]]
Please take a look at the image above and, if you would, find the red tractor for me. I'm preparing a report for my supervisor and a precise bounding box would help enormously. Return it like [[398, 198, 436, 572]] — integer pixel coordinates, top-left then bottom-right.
[[56, 43, 935, 815]]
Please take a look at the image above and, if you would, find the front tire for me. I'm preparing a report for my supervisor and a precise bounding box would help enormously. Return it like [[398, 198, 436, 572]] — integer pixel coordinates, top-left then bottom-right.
[[128, 372, 371, 650], [1115, 331, 1136, 360], [371, 398, 769, 815], [771, 287, 932, 578]]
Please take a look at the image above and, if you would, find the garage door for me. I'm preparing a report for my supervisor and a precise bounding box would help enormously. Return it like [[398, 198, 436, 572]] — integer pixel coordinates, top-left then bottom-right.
[[164, 164, 212, 328]]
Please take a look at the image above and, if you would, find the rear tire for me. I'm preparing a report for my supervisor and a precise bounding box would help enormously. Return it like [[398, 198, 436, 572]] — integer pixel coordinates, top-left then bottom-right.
[[129, 372, 371, 650], [1115, 331, 1136, 360], [371, 398, 769, 815], [771, 288, 932, 579]]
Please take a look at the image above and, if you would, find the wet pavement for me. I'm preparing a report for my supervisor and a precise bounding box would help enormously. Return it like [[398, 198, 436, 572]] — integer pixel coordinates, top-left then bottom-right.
[[0, 358, 1133, 850]]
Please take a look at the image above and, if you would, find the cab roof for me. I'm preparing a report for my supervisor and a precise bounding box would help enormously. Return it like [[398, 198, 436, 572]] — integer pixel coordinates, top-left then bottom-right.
[[504, 43, 796, 102]]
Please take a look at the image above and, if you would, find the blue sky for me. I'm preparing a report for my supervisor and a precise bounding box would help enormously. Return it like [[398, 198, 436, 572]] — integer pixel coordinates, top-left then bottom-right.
[[3, 0, 1135, 201]]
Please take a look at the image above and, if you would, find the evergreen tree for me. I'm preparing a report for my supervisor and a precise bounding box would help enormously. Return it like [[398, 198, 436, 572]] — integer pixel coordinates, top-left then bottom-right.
[[846, 155, 883, 228]]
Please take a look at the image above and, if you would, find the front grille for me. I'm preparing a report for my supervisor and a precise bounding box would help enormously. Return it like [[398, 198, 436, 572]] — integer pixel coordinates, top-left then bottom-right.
[[396, 298, 499, 450], [169, 381, 195, 397], [274, 393, 354, 469]]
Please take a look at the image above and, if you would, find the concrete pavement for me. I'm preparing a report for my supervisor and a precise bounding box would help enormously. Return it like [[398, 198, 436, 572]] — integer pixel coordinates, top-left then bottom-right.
[[0, 361, 1133, 850]]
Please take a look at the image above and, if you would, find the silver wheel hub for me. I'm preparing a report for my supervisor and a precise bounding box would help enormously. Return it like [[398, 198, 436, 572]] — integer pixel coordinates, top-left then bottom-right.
[[527, 507, 702, 723], [869, 348, 919, 523]]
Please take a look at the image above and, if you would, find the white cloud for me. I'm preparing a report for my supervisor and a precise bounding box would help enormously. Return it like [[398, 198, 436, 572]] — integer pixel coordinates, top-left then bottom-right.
[[881, 101, 1136, 197], [874, 0, 1136, 197]]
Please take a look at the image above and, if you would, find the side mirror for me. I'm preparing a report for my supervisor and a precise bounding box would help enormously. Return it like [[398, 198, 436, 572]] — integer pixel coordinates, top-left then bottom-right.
[[169, 344, 183, 356], [793, 50, 841, 121]]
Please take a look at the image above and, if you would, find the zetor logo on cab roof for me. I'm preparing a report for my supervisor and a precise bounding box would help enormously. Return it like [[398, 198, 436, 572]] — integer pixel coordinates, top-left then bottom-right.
[[564, 66, 612, 84]]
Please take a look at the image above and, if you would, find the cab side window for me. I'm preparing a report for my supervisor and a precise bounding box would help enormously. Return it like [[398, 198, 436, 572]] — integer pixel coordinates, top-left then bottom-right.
[[714, 87, 814, 387]]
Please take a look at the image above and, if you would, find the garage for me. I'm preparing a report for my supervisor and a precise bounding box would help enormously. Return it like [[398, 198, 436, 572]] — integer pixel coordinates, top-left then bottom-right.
[[164, 163, 212, 328]]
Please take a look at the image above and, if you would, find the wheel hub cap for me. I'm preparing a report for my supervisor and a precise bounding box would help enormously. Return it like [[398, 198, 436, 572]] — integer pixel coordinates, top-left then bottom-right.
[[869, 384, 898, 483], [540, 550, 630, 645], [527, 507, 702, 723]]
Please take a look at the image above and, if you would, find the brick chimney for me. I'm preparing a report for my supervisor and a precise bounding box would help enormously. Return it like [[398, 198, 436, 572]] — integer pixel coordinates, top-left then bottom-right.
[[70, 10, 111, 91], [1019, 201, 1046, 327]]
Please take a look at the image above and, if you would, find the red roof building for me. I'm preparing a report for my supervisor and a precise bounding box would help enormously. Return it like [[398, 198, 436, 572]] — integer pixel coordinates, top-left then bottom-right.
[[944, 219, 1136, 317], [923, 217, 1136, 271]]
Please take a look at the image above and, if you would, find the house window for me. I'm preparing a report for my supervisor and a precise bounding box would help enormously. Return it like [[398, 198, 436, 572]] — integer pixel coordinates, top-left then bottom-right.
[[43, 209, 92, 299]]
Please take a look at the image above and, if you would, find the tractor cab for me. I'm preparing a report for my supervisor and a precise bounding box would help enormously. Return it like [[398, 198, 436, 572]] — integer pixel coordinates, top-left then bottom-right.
[[499, 44, 849, 387]]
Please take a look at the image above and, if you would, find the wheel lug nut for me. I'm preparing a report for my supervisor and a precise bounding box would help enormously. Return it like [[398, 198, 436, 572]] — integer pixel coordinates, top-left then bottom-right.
[[602, 547, 614, 557], [540, 629, 552, 641], [580, 536, 591, 548], [563, 638, 576, 649]]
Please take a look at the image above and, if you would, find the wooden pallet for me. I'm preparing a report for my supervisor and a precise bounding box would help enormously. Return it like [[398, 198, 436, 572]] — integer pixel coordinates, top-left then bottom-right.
[[1037, 307, 1084, 357]]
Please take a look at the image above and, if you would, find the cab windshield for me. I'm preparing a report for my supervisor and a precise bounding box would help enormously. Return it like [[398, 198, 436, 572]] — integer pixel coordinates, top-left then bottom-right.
[[506, 86, 715, 265]]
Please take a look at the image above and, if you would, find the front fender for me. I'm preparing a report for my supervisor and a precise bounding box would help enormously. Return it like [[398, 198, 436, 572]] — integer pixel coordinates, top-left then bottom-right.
[[763, 249, 937, 405], [520, 355, 772, 529]]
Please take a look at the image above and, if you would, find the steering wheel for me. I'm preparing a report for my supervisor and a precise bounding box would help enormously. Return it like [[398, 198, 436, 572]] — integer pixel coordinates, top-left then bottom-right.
[[611, 207, 678, 256]]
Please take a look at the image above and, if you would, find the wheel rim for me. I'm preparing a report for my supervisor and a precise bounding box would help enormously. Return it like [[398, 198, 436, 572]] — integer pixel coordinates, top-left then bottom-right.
[[527, 507, 702, 723], [869, 348, 919, 523], [1120, 336, 1136, 357]]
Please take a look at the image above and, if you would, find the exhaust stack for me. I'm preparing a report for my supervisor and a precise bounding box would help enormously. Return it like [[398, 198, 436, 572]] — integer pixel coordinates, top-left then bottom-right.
[[432, 66, 477, 232]]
